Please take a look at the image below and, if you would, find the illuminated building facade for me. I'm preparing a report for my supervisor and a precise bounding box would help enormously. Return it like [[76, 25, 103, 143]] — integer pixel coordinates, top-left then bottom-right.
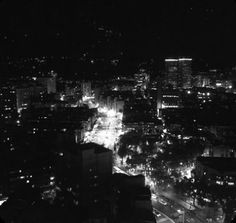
[[134, 69, 150, 92], [165, 58, 192, 89], [123, 100, 163, 135], [178, 58, 192, 88], [161, 90, 182, 108], [81, 81, 92, 99], [203, 145, 236, 158], [165, 59, 179, 88], [215, 80, 233, 90], [194, 75, 211, 88]]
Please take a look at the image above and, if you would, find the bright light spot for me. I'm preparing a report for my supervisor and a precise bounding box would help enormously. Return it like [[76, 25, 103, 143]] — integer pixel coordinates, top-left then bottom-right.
[[179, 58, 192, 61], [179, 164, 195, 179], [112, 87, 118, 91], [60, 94, 65, 101], [82, 95, 94, 102], [203, 197, 211, 202], [162, 104, 179, 109], [107, 110, 116, 117], [216, 181, 224, 185], [165, 59, 178, 62], [228, 182, 234, 186], [151, 194, 157, 200], [0, 197, 8, 206], [177, 209, 184, 214]]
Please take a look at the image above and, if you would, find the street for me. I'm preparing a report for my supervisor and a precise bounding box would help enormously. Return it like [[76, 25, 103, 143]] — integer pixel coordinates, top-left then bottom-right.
[[84, 110, 207, 223], [84, 111, 123, 150]]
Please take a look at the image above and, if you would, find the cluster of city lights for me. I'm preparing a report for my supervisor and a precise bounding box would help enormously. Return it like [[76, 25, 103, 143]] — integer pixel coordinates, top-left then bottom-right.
[[84, 107, 124, 150]]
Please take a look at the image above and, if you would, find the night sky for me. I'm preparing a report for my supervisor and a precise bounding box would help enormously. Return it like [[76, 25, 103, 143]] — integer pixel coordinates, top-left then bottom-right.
[[0, 0, 236, 67]]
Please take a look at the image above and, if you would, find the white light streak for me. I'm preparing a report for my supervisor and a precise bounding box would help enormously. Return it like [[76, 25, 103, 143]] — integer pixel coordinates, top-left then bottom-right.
[[178, 58, 192, 61], [165, 59, 178, 62]]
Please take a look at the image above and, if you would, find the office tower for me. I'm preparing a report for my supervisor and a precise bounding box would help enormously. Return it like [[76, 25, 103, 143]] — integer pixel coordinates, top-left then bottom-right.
[[165, 58, 192, 89], [37, 75, 57, 94], [194, 74, 211, 88], [178, 58, 192, 88], [165, 59, 179, 89]]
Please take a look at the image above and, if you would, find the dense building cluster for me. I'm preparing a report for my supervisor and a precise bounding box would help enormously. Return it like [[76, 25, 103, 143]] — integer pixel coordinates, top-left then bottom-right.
[[0, 55, 236, 223]]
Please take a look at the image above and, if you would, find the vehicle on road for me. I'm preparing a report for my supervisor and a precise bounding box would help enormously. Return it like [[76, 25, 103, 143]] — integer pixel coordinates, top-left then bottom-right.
[[159, 198, 167, 205]]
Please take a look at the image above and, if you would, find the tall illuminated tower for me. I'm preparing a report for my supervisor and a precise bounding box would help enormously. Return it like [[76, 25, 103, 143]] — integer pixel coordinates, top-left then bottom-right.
[[165, 59, 179, 89], [178, 58, 192, 89], [165, 58, 192, 89]]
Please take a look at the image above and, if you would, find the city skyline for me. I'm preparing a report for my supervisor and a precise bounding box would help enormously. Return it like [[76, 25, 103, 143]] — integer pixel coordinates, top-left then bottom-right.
[[0, 1, 236, 223]]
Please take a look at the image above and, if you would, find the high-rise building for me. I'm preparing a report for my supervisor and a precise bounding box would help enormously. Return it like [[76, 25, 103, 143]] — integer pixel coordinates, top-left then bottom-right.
[[37, 75, 57, 94], [194, 74, 211, 88], [77, 143, 112, 206], [178, 58, 192, 88], [134, 69, 150, 92], [81, 81, 92, 99], [165, 59, 179, 89], [165, 58, 192, 89], [162, 89, 182, 108]]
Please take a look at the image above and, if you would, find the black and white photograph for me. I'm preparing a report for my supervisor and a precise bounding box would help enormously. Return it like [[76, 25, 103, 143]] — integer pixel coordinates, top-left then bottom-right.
[[0, 0, 236, 222]]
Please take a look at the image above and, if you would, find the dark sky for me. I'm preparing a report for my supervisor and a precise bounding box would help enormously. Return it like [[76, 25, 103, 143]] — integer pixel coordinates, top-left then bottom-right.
[[0, 0, 236, 67]]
